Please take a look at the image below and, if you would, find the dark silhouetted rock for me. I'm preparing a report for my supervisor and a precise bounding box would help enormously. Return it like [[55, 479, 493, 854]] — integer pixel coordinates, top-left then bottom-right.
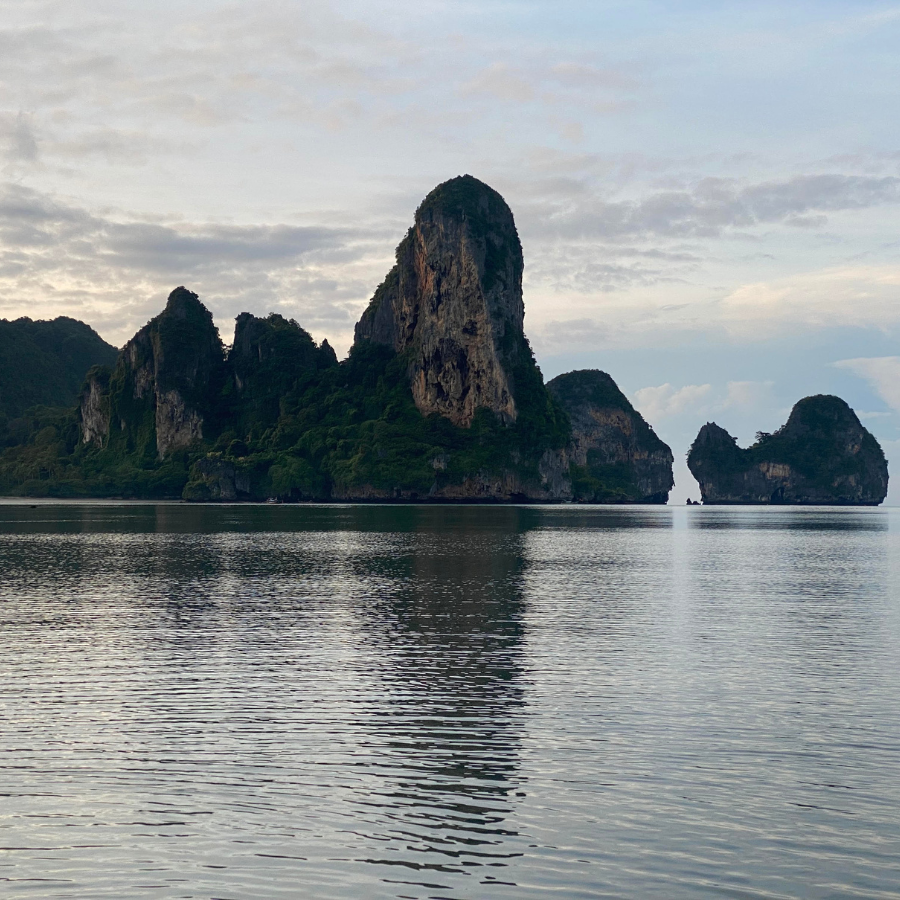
[[687, 395, 888, 505], [0, 316, 117, 427], [82, 287, 226, 458], [228, 312, 334, 427]]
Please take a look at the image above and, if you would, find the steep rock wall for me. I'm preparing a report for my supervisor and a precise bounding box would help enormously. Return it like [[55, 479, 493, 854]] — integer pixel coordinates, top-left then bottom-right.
[[79, 366, 111, 448], [81, 287, 226, 459], [354, 175, 527, 427], [547, 370, 674, 503], [228, 312, 336, 428]]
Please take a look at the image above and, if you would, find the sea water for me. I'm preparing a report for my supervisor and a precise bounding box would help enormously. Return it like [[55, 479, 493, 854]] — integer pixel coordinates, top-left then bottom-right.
[[0, 502, 898, 899]]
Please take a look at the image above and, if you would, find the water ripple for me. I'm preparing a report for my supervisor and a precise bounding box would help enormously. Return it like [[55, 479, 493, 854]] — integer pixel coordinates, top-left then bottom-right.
[[0, 503, 898, 898]]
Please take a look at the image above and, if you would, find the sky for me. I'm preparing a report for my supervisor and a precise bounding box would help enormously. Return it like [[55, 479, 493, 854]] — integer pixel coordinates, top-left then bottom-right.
[[1, 0, 899, 502]]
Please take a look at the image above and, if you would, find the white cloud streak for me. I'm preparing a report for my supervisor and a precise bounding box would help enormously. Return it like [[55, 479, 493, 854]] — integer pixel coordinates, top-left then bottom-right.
[[632, 383, 712, 421]]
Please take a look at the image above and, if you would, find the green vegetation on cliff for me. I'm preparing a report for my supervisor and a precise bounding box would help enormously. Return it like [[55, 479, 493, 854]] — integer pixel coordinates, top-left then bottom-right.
[[0, 317, 118, 442], [547, 370, 674, 504], [0, 332, 568, 500]]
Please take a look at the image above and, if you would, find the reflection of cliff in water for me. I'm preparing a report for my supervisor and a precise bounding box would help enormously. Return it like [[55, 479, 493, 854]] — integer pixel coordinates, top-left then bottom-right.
[[352, 507, 529, 885]]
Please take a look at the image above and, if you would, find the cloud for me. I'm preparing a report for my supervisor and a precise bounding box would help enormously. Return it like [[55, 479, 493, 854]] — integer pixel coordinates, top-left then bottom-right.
[[548, 63, 637, 91], [0, 111, 39, 164], [723, 380, 775, 410], [721, 266, 900, 335], [519, 173, 900, 243], [0, 182, 386, 349], [630, 380, 779, 431], [834, 357, 900, 414], [460, 64, 535, 102], [632, 383, 711, 420]]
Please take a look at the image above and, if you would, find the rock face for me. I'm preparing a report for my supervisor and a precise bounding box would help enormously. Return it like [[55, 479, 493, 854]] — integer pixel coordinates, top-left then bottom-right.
[[57, 181, 679, 505], [354, 175, 527, 427], [79, 366, 111, 448], [687, 395, 889, 505], [329, 456, 571, 503], [82, 287, 226, 459], [547, 370, 674, 503], [182, 457, 251, 501]]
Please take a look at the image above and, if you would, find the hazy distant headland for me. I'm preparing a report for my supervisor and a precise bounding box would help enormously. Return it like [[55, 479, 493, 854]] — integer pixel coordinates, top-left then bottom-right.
[[0, 176, 888, 505]]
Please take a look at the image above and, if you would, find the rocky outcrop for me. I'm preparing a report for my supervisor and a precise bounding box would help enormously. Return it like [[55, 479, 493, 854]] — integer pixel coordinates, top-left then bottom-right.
[[182, 456, 252, 501], [81, 287, 226, 459], [548, 370, 674, 503], [687, 395, 889, 505], [354, 175, 529, 427], [55, 182, 678, 505], [79, 366, 111, 448], [125, 287, 225, 458]]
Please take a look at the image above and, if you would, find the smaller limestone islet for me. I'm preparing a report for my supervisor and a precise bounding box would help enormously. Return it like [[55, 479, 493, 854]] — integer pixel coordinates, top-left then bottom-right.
[[0, 175, 890, 505], [687, 395, 889, 505]]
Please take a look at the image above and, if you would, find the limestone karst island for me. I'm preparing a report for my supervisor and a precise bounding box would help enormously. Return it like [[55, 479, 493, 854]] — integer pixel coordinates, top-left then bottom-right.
[[0, 176, 889, 505]]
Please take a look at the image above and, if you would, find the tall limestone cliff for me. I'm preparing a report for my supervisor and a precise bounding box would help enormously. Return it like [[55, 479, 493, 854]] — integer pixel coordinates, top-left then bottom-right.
[[79, 365, 111, 448], [46, 178, 679, 504], [548, 370, 674, 503], [687, 395, 888, 505], [354, 175, 529, 427], [80, 287, 226, 458]]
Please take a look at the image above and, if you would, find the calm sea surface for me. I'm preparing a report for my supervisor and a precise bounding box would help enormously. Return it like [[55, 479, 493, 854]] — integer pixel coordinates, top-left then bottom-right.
[[1, 502, 899, 899]]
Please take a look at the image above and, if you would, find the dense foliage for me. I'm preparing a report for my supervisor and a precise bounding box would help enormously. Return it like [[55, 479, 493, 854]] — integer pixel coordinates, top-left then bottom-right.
[[0, 317, 117, 441], [0, 331, 573, 501]]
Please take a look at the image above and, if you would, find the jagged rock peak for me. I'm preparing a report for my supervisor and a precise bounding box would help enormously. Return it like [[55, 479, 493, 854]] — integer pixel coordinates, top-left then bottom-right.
[[120, 287, 225, 458], [354, 174, 528, 427], [687, 394, 888, 505], [230, 312, 318, 371], [164, 285, 209, 319], [547, 369, 674, 503]]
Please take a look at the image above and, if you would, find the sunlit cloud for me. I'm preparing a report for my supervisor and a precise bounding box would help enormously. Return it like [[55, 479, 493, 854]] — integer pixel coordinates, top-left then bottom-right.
[[721, 266, 900, 335], [632, 383, 712, 421]]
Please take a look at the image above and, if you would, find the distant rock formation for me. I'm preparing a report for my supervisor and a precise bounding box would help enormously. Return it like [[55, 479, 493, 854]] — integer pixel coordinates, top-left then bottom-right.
[[548, 370, 674, 503], [54, 178, 680, 504], [80, 287, 226, 458], [687, 395, 889, 505], [354, 175, 527, 427]]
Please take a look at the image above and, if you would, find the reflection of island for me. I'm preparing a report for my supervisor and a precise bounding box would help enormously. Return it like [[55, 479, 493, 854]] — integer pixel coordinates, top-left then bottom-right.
[[352, 507, 529, 886]]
